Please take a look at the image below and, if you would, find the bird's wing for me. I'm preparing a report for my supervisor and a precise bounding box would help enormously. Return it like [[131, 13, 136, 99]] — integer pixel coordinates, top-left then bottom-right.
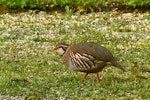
[[69, 51, 97, 70]]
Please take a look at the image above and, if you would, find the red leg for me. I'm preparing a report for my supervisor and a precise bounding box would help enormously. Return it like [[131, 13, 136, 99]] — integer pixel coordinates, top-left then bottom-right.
[[95, 72, 100, 82], [82, 73, 88, 81]]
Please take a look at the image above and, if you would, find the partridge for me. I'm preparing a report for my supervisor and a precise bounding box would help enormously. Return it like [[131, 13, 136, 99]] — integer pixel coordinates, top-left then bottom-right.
[[53, 42, 125, 81]]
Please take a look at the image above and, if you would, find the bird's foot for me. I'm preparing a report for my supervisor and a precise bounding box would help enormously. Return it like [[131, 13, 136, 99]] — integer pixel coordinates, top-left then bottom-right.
[[94, 78, 101, 82], [82, 73, 88, 81], [94, 73, 101, 82]]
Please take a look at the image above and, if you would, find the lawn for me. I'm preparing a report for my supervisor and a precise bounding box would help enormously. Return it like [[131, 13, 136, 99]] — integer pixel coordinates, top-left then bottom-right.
[[0, 10, 150, 100]]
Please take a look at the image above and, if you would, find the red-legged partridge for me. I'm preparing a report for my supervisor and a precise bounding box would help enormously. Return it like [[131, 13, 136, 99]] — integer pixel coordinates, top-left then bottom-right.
[[53, 42, 125, 81]]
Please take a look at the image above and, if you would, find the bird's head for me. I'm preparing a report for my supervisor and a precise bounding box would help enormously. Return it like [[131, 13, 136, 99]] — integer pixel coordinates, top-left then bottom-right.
[[53, 43, 69, 56]]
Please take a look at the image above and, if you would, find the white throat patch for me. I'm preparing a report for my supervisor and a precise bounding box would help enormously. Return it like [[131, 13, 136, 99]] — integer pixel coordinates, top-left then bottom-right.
[[56, 48, 65, 55]]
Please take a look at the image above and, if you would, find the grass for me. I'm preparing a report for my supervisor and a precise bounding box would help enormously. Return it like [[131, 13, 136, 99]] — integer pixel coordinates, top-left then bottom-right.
[[0, 11, 150, 99]]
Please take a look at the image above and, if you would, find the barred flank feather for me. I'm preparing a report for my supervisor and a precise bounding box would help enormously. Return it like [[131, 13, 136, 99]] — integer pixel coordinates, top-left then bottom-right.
[[70, 52, 95, 70]]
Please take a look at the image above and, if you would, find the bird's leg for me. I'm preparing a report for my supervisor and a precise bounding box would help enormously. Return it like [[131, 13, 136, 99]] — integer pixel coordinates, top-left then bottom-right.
[[82, 73, 88, 81], [95, 72, 100, 82]]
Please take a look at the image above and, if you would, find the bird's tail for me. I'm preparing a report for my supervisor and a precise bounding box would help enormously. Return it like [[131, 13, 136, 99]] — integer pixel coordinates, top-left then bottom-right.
[[111, 61, 126, 72]]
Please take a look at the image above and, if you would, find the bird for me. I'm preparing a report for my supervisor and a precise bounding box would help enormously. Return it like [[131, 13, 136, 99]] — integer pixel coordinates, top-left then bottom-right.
[[53, 42, 125, 81]]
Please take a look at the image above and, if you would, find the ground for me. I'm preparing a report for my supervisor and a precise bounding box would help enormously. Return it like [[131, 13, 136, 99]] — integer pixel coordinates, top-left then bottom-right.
[[0, 10, 150, 100]]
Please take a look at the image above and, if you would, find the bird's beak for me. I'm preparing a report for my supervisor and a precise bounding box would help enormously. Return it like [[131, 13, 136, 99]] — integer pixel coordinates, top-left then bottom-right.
[[53, 47, 65, 55], [53, 47, 58, 50]]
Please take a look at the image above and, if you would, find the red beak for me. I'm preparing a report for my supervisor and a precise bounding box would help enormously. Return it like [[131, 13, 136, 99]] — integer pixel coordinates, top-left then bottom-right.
[[53, 47, 58, 50]]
